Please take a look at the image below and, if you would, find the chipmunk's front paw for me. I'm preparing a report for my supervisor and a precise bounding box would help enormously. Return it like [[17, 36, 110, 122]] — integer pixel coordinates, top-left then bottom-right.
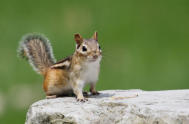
[[77, 97, 88, 102]]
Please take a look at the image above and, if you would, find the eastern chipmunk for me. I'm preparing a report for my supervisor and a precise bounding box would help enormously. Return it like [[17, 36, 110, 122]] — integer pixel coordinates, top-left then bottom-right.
[[18, 32, 102, 102]]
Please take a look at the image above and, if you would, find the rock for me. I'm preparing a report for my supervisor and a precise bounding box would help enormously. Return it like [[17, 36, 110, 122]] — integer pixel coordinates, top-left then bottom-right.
[[25, 90, 189, 124]]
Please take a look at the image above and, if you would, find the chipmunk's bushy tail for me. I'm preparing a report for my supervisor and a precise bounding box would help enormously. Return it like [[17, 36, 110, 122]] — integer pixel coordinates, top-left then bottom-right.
[[18, 33, 56, 75]]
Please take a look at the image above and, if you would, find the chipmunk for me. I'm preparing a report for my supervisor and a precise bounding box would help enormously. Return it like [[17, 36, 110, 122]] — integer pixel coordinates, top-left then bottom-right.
[[18, 32, 102, 102]]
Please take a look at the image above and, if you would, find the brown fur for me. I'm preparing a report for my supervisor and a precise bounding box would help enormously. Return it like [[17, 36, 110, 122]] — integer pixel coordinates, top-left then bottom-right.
[[43, 68, 70, 96]]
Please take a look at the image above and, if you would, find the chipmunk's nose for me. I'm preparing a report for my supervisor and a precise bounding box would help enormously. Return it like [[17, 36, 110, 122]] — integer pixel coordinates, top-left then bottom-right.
[[93, 55, 98, 59]]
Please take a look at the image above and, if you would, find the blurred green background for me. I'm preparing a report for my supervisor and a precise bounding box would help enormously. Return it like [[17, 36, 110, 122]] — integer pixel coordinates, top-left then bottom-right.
[[0, 0, 189, 123]]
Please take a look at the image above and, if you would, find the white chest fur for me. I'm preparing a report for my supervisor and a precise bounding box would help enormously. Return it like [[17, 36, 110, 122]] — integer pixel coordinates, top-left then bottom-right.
[[80, 58, 101, 84]]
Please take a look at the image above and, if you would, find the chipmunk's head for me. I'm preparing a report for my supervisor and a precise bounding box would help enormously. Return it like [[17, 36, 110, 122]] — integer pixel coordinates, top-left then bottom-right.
[[74, 32, 102, 62]]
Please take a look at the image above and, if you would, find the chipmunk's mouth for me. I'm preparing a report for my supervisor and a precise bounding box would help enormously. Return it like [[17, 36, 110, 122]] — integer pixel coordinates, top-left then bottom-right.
[[87, 55, 102, 62], [88, 58, 97, 62]]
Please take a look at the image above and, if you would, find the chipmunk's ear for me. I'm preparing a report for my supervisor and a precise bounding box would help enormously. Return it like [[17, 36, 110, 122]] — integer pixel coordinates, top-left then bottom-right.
[[74, 34, 83, 45], [92, 31, 98, 41]]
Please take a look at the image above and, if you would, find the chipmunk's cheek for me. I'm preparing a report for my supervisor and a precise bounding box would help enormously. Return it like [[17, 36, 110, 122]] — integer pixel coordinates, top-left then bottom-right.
[[77, 50, 87, 55], [87, 56, 93, 59], [98, 51, 102, 56]]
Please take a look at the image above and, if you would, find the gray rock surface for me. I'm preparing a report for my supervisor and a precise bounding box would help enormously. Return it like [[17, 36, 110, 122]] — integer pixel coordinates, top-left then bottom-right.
[[25, 90, 189, 124]]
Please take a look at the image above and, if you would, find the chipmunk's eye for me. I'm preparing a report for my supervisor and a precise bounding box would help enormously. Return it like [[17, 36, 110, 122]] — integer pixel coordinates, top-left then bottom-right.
[[82, 46, 87, 52], [99, 45, 101, 50]]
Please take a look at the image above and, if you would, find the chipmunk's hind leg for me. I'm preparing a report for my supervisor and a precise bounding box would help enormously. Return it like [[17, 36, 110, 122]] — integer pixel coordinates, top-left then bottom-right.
[[90, 83, 100, 95]]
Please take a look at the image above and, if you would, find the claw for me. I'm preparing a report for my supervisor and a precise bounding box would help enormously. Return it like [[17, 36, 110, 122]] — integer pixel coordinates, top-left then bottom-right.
[[77, 97, 88, 102]]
